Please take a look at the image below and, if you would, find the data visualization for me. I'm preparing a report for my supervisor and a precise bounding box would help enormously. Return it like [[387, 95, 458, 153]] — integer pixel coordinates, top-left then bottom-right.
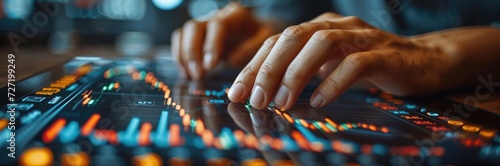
[[1, 57, 499, 165]]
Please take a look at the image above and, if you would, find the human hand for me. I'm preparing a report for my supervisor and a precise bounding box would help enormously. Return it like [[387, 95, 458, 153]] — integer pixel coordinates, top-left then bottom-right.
[[227, 12, 458, 110], [171, 2, 276, 80]]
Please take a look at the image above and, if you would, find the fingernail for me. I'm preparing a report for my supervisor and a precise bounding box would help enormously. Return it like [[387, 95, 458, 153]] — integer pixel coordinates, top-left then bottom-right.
[[228, 83, 245, 101], [310, 93, 324, 108], [274, 85, 289, 109], [203, 52, 213, 69], [250, 86, 265, 108], [188, 60, 201, 80]]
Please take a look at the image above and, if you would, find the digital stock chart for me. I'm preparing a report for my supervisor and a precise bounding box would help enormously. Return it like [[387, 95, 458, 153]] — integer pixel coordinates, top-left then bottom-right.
[[1, 57, 499, 165]]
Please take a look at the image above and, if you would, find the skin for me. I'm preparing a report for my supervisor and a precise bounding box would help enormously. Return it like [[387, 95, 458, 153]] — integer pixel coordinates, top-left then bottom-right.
[[172, 3, 500, 110]]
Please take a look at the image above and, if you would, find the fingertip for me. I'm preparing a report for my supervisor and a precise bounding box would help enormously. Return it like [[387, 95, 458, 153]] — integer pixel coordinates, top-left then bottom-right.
[[228, 82, 246, 102], [273, 85, 289, 110], [310, 92, 325, 108], [249, 86, 267, 109], [202, 52, 215, 70]]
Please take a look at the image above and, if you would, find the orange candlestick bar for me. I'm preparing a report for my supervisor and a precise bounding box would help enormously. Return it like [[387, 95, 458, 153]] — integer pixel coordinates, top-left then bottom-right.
[[182, 114, 191, 127], [299, 119, 309, 128], [233, 130, 245, 145], [245, 134, 260, 149], [270, 138, 284, 151], [273, 109, 282, 116], [145, 75, 152, 83], [167, 98, 172, 105], [93, 130, 107, 140], [179, 109, 186, 117], [325, 118, 338, 127], [114, 82, 120, 89], [82, 98, 91, 105], [138, 122, 152, 146], [108, 130, 119, 144], [381, 127, 389, 133], [81, 114, 101, 136], [43, 118, 67, 143], [282, 113, 294, 123], [82, 90, 93, 97], [202, 130, 214, 147], [158, 82, 165, 89], [291, 131, 309, 151], [164, 89, 171, 99], [195, 119, 205, 135], [169, 124, 182, 146], [317, 122, 330, 133]]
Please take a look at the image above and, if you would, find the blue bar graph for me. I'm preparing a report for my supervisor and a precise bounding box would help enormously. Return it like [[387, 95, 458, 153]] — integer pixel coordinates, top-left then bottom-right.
[[119, 117, 140, 147], [221, 127, 237, 150], [153, 111, 169, 147], [59, 121, 80, 144], [280, 135, 299, 152], [156, 111, 168, 135], [295, 124, 320, 143]]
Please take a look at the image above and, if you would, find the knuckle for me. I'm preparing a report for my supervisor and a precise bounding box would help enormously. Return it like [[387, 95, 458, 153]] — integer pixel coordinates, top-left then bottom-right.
[[345, 53, 368, 68], [263, 35, 279, 47], [241, 65, 259, 78], [345, 16, 365, 25], [184, 20, 203, 29], [258, 63, 276, 79], [285, 64, 306, 80], [321, 12, 338, 18], [324, 76, 342, 94], [282, 25, 306, 38], [172, 28, 181, 36], [311, 30, 339, 43], [364, 28, 378, 35], [208, 19, 223, 27]]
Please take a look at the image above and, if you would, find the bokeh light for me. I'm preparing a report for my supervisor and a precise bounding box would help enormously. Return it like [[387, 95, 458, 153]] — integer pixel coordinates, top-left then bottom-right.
[[99, 0, 146, 20], [188, 0, 218, 21], [3, 0, 33, 19], [152, 0, 183, 10]]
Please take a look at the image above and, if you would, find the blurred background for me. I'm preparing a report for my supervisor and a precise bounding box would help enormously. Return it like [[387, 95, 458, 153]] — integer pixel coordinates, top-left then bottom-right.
[[3, 0, 496, 57], [0, 0, 266, 56]]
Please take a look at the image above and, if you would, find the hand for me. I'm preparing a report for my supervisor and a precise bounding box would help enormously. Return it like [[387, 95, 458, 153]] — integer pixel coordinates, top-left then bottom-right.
[[171, 2, 276, 80], [227, 12, 499, 110]]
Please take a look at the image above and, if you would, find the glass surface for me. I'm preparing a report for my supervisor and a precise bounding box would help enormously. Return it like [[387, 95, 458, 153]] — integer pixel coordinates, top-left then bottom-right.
[[1, 57, 499, 165]]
